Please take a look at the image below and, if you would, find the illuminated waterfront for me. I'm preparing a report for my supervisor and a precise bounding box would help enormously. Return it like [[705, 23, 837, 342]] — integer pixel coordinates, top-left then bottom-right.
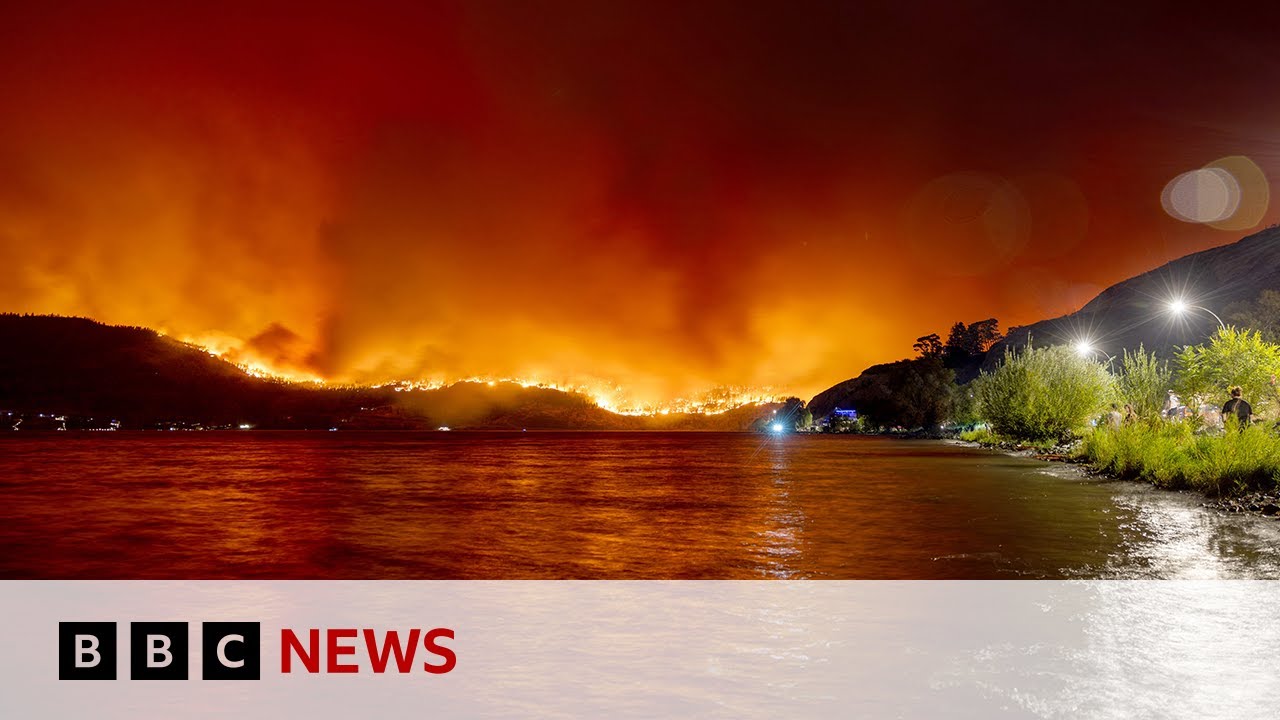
[[4, 433, 1280, 579]]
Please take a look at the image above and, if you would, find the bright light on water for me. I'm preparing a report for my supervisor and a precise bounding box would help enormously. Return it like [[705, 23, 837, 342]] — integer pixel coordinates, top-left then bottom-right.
[[771, 423, 784, 433]]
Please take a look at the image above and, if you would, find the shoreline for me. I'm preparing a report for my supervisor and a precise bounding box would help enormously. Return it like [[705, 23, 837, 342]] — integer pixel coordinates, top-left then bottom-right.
[[948, 437, 1280, 522]]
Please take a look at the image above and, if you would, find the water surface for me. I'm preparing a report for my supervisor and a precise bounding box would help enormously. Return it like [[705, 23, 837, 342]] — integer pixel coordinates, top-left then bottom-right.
[[2, 432, 1278, 578]]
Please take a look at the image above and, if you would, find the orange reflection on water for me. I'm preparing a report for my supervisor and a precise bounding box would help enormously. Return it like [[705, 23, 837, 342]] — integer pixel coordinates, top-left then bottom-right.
[[5, 433, 1280, 579]]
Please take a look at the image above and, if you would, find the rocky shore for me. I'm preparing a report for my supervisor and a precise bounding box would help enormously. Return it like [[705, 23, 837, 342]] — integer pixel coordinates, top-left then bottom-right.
[[1207, 491, 1280, 517], [955, 437, 1280, 521]]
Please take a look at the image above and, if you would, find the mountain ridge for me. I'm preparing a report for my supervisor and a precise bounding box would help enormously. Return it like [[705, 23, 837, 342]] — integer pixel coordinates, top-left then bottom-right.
[[811, 226, 1280, 418], [990, 226, 1280, 367], [0, 314, 785, 431]]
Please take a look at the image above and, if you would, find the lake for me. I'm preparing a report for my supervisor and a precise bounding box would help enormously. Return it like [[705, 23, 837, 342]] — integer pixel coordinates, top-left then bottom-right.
[[3, 432, 1279, 578]]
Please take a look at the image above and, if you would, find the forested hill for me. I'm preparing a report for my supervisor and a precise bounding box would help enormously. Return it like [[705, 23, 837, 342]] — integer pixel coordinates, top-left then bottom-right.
[[805, 312, 997, 423], [0, 314, 788, 430], [0, 314, 388, 428]]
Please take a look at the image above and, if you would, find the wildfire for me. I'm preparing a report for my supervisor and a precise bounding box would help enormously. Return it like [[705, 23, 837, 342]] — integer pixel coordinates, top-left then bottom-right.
[[177, 332, 328, 384], [374, 379, 781, 416], [177, 332, 781, 416]]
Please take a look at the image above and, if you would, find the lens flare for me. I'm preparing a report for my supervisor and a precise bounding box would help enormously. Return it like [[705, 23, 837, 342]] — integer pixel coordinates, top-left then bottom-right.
[[1206, 156, 1270, 231], [1161, 167, 1241, 224]]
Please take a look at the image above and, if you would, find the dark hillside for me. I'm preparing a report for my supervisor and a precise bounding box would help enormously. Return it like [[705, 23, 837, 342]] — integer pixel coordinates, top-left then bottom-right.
[[0, 314, 386, 427], [989, 227, 1280, 367], [0, 315, 783, 430]]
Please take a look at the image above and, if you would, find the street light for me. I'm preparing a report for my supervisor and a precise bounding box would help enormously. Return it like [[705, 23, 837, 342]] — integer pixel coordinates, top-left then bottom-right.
[[1168, 299, 1226, 330], [1074, 340, 1115, 366]]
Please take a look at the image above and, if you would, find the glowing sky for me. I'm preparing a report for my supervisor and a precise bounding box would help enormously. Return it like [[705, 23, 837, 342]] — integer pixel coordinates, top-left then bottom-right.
[[3, 1, 1280, 403]]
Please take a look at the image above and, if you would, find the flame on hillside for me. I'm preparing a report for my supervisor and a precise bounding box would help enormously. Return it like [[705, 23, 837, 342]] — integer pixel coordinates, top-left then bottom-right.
[[178, 331, 328, 384], [178, 332, 781, 416]]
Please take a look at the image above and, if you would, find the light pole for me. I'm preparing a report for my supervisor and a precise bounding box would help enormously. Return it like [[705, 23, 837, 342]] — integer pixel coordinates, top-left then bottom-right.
[[1074, 341, 1116, 369], [1168, 299, 1226, 331]]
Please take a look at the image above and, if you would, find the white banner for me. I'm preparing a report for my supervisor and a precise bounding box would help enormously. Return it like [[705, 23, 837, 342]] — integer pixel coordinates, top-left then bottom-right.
[[1, 581, 1275, 718]]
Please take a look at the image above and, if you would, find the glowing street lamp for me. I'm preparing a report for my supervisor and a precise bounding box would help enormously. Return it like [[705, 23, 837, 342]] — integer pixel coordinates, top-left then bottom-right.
[[1074, 340, 1115, 367], [770, 422, 785, 433], [1168, 299, 1226, 330]]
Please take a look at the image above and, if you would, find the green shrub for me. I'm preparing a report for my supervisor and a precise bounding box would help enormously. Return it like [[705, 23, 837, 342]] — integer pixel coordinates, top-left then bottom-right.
[[1116, 344, 1171, 419], [959, 427, 996, 444], [949, 381, 982, 428], [1079, 421, 1280, 496], [1175, 327, 1280, 417], [976, 344, 1116, 443], [959, 426, 1060, 451]]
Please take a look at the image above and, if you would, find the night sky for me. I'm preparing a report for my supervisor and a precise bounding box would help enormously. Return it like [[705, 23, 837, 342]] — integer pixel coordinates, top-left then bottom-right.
[[3, 1, 1280, 404]]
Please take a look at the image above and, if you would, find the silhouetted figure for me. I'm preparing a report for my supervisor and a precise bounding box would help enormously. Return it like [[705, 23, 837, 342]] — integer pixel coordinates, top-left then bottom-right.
[[1222, 387, 1252, 428]]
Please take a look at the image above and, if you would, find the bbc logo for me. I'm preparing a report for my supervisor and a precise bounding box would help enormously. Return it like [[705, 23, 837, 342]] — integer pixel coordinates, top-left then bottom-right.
[[58, 622, 261, 680]]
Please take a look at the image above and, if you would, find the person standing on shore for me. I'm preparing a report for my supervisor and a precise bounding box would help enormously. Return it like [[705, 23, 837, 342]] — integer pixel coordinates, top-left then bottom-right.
[[1222, 387, 1252, 428]]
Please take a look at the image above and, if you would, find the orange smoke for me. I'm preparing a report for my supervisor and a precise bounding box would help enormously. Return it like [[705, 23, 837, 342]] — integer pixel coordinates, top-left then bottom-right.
[[2, 1, 1276, 406]]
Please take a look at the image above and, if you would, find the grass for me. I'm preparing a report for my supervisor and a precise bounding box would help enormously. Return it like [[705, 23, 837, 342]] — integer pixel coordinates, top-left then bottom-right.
[[959, 426, 1061, 452], [1077, 420, 1280, 497], [958, 427, 995, 444]]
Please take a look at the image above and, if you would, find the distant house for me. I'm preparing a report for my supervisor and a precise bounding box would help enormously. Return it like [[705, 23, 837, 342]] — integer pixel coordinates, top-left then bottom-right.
[[820, 407, 859, 432]]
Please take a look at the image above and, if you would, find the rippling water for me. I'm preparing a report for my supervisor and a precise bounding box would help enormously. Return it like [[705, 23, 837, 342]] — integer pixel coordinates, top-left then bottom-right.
[[2, 432, 1279, 578]]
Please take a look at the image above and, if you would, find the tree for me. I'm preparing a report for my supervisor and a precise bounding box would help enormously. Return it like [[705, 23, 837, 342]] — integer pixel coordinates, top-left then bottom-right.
[[976, 344, 1116, 443], [965, 318, 1003, 354], [1226, 290, 1280, 344], [943, 318, 1004, 363], [1117, 344, 1171, 419], [944, 322, 969, 359], [949, 380, 982, 428], [895, 358, 956, 429], [913, 333, 944, 359], [843, 358, 955, 431], [1174, 327, 1280, 417], [755, 397, 811, 431]]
